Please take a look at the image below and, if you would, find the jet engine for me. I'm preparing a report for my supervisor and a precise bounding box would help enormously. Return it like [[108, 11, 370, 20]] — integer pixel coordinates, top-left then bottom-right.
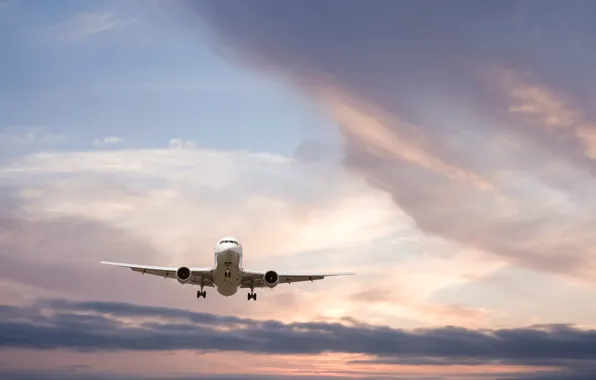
[[176, 266, 192, 284], [263, 270, 279, 288]]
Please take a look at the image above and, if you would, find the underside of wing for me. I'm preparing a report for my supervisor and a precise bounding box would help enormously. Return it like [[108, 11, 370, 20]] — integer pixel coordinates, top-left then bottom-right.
[[240, 269, 354, 288], [100, 261, 215, 287]]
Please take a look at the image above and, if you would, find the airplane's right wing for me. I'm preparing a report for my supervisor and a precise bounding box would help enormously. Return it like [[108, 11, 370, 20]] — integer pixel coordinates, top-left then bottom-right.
[[240, 269, 355, 288], [100, 261, 215, 287]]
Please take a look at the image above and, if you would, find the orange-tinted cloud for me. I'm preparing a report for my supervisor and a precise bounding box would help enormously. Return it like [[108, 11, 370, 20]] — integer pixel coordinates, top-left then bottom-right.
[[494, 68, 596, 159]]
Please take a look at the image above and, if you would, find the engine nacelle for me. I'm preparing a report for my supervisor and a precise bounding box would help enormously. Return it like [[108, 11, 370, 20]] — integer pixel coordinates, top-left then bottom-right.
[[176, 266, 192, 284], [263, 270, 279, 288]]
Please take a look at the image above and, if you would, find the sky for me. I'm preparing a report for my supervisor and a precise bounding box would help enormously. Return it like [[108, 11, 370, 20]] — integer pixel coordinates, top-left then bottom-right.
[[1, 0, 596, 379]]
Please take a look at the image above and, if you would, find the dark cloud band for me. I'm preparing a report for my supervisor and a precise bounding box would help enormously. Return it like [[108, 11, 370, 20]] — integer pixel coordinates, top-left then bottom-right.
[[2, 298, 596, 367]]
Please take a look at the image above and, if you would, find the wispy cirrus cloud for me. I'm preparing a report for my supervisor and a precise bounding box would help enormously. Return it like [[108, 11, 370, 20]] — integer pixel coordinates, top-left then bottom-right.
[[52, 12, 137, 39], [496, 68, 596, 159]]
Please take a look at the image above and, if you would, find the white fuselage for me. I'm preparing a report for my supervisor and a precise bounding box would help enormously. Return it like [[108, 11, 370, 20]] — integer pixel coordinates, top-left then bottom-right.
[[212, 238, 244, 296]]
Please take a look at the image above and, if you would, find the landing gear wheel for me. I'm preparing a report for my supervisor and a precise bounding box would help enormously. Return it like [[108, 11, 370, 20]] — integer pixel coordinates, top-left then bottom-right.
[[247, 292, 257, 301], [197, 290, 206, 298]]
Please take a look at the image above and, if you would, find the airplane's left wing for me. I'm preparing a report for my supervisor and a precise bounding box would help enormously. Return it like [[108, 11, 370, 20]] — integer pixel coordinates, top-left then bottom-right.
[[100, 261, 215, 287], [240, 269, 354, 288]]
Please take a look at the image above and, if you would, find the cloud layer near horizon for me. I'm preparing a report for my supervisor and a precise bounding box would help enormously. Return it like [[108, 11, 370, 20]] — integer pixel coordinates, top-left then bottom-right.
[[3, 297, 596, 362], [184, 0, 596, 284], [2, 297, 596, 380]]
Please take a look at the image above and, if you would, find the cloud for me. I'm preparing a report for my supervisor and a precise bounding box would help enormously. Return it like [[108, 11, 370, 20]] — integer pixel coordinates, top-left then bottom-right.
[[178, 0, 596, 283], [2, 297, 596, 371], [0, 127, 64, 146], [92, 137, 124, 148], [510, 372, 596, 380], [0, 148, 400, 260], [168, 138, 197, 149], [55, 12, 137, 39], [0, 215, 177, 307], [494, 68, 596, 159]]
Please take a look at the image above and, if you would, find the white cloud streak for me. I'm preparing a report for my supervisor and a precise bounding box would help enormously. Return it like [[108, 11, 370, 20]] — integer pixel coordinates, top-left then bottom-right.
[[0, 127, 64, 146], [54, 12, 137, 39], [168, 138, 197, 149], [92, 136, 124, 148]]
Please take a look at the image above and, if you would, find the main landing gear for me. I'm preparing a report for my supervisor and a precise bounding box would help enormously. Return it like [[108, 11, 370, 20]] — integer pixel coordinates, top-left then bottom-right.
[[247, 291, 257, 301], [196, 279, 206, 299]]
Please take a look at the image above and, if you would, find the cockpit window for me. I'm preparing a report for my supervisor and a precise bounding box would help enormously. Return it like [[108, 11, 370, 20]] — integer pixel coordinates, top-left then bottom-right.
[[220, 240, 239, 245]]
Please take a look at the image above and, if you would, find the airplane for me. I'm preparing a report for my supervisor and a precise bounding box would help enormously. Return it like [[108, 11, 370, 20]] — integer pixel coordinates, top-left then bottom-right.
[[100, 236, 355, 301]]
